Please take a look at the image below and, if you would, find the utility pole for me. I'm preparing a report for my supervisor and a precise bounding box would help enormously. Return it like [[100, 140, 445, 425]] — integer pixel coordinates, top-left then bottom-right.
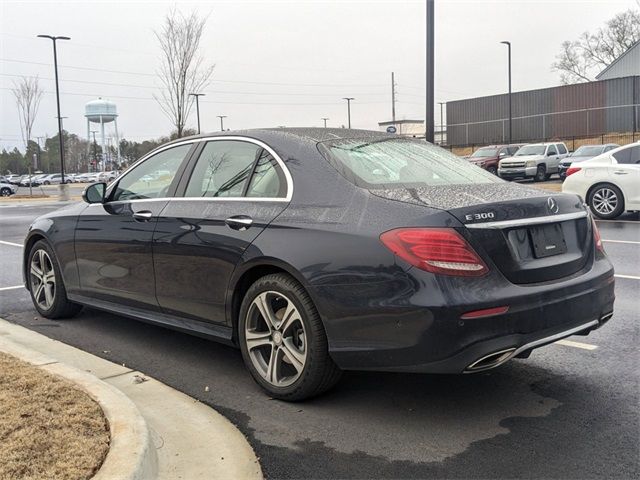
[[391, 72, 396, 124], [38, 34, 70, 199], [217, 115, 227, 132], [189, 93, 205, 134], [343, 97, 354, 129], [437, 102, 445, 145], [425, 0, 435, 142], [321, 117, 329, 128], [500, 41, 512, 145]]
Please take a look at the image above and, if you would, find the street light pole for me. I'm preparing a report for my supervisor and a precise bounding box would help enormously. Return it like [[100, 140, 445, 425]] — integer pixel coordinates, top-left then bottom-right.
[[425, 0, 435, 143], [189, 93, 205, 134], [321, 117, 329, 128], [38, 34, 70, 199], [500, 41, 512, 145], [217, 115, 227, 132], [342, 98, 354, 128]]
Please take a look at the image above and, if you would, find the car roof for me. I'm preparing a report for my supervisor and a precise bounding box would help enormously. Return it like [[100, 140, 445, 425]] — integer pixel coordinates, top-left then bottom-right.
[[161, 128, 392, 148]]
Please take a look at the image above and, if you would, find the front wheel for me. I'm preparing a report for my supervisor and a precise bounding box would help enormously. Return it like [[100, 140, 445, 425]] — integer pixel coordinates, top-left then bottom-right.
[[486, 166, 497, 176], [238, 273, 342, 401], [588, 184, 625, 219], [28, 240, 82, 319], [0, 187, 11, 197], [533, 165, 546, 182]]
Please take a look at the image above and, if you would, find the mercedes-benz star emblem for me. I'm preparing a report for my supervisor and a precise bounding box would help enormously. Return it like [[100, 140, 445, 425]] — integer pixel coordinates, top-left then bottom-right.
[[547, 197, 559, 214]]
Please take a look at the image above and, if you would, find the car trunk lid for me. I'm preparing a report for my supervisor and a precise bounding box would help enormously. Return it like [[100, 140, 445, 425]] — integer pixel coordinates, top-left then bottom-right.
[[370, 183, 593, 284]]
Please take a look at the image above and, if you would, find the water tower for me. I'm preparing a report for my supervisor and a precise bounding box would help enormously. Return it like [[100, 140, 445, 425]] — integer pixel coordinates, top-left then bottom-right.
[[85, 98, 120, 171]]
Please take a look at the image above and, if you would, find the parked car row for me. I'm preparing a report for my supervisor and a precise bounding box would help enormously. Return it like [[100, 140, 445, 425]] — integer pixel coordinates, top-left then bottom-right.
[[2, 171, 121, 187], [467, 142, 629, 184]]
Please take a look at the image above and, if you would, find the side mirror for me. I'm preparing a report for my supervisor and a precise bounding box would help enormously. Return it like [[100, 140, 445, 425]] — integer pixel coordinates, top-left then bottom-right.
[[82, 182, 107, 204]]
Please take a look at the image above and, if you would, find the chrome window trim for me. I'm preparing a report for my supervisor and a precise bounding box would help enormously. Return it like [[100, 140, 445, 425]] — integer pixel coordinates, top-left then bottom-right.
[[107, 136, 293, 203], [465, 211, 588, 229]]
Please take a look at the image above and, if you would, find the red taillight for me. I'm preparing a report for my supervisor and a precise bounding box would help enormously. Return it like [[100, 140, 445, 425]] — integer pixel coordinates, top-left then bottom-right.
[[566, 166, 582, 177], [380, 228, 488, 277], [592, 218, 604, 252]]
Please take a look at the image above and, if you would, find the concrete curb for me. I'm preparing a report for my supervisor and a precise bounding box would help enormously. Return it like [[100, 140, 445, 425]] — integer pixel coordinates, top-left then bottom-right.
[[0, 318, 263, 479], [0, 326, 157, 480]]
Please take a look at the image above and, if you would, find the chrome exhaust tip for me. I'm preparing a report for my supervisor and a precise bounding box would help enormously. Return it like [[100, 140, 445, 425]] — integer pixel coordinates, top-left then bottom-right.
[[464, 348, 516, 373]]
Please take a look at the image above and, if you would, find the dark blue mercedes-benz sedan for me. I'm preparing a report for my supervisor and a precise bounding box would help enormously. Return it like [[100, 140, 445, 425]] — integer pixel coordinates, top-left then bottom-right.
[[23, 128, 615, 400]]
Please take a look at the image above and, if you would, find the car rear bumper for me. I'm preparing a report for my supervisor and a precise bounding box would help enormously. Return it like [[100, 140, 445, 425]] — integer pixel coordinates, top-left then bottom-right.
[[314, 257, 615, 373]]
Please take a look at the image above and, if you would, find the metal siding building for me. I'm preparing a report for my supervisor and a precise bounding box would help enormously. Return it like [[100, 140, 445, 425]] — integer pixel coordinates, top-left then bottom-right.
[[596, 41, 640, 81], [447, 76, 639, 147]]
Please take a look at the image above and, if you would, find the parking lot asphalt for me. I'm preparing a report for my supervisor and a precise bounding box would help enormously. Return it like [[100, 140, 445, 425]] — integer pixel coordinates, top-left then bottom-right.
[[1, 199, 638, 479]]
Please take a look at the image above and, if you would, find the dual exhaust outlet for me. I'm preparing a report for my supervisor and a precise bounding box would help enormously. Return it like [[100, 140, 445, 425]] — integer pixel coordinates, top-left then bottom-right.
[[463, 312, 613, 373]]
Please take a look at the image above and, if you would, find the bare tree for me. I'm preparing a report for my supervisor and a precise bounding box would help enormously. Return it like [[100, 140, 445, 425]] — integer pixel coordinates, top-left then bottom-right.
[[552, 7, 640, 84], [154, 10, 214, 138], [12, 76, 44, 148]]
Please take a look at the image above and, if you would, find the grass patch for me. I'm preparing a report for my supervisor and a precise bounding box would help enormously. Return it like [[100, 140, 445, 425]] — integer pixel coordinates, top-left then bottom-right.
[[0, 352, 110, 480]]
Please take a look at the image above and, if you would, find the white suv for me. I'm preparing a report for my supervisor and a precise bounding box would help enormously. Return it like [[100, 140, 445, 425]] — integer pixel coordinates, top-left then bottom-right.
[[498, 142, 569, 182], [562, 142, 640, 219]]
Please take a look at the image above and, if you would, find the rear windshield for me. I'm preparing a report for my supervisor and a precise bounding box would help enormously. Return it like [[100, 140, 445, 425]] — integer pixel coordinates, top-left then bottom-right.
[[573, 145, 604, 156], [515, 145, 546, 156], [319, 137, 500, 189], [470, 147, 498, 158]]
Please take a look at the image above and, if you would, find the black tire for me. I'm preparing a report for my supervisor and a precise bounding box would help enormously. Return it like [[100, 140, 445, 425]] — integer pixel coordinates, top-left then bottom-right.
[[588, 184, 625, 220], [44, 181, 50, 185], [0, 187, 11, 197], [486, 166, 497, 176], [544, 173, 552, 181], [27, 240, 82, 319], [238, 273, 342, 401], [533, 165, 546, 182]]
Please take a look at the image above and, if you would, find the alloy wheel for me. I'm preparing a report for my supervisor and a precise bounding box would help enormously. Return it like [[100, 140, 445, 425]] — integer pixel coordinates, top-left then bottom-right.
[[592, 188, 618, 215], [245, 291, 307, 388], [30, 249, 56, 310]]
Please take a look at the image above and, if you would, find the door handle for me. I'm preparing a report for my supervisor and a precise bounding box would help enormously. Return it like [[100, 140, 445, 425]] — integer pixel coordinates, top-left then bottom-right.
[[613, 170, 629, 175], [133, 210, 153, 222], [225, 215, 253, 231]]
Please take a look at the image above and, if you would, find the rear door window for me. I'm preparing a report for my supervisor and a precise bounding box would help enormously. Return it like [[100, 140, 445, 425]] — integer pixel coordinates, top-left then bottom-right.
[[185, 140, 260, 198], [614, 146, 640, 165], [557, 144, 567, 154]]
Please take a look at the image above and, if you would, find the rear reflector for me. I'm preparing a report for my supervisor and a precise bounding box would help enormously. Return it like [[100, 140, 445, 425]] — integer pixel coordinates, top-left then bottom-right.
[[380, 228, 488, 277], [461, 306, 509, 319], [592, 218, 604, 252], [566, 166, 582, 177]]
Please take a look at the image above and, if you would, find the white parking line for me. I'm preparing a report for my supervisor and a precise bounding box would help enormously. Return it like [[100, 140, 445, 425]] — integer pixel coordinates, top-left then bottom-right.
[[603, 239, 640, 245], [0, 240, 22, 248], [595, 219, 639, 224], [556, 339, 598, 350], [614, 274, 640, 280], [0, 285, 24, 292]]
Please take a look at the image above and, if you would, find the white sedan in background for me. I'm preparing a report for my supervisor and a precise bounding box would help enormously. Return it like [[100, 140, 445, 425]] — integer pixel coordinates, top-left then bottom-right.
[[562, 142, 640, 219]]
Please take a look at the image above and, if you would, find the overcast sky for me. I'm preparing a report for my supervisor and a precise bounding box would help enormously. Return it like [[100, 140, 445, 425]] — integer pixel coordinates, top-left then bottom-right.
[[0, 0, 636, 150]]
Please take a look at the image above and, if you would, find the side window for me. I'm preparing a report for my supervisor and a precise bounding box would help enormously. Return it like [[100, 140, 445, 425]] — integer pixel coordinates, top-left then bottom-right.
[[557, 144, 567, 154], [112, 144, 191, 201], [246, 150, 286, 198], [614, 146, 640, 165], [604, 145, 615, 152], [185, 140, 260, 198], [547, 145, 557, 156], [612, 147, 632, 164]]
